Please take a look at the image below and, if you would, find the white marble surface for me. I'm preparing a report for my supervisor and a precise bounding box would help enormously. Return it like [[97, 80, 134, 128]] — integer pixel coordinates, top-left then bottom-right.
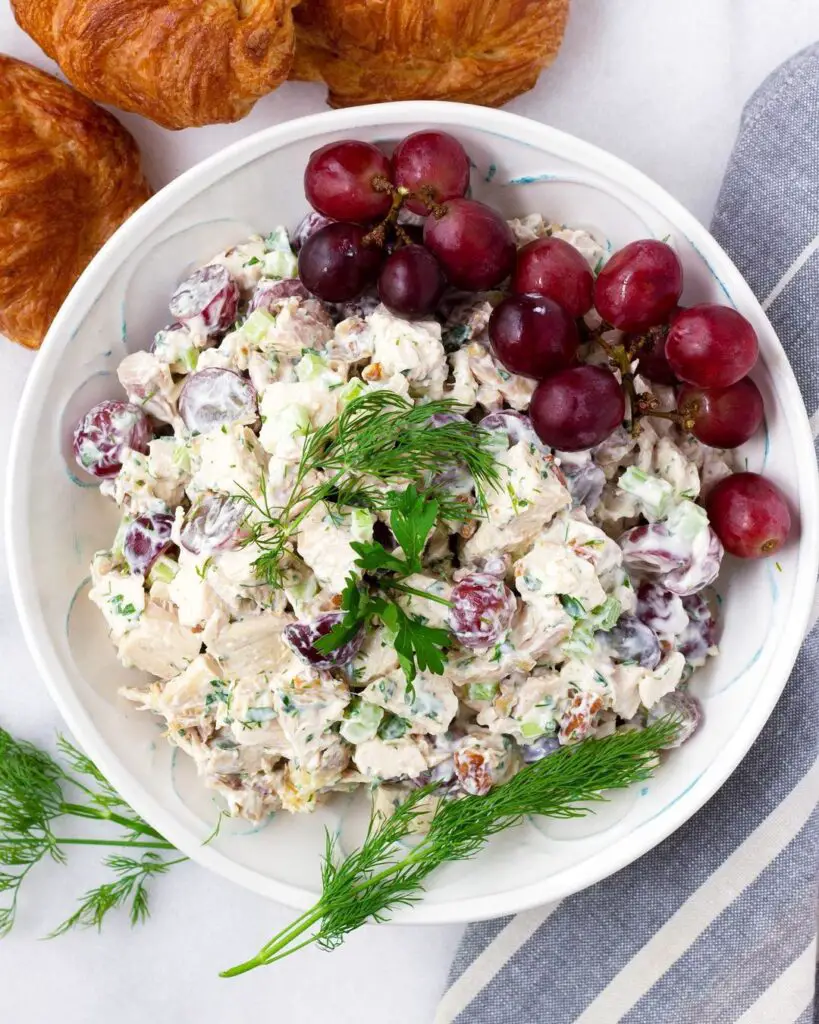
[[2, 2, 819, 1021]]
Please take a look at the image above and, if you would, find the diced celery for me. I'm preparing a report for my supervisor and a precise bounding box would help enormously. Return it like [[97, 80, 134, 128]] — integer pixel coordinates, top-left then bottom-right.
[[520, 720, 547, 739], [618, 466, 674, 518], [111, 518, 131, 561], [340, 699, 384, 744], [262, 250, 298, 280], [337, 378, 367, 406], [243, 309, 276, 345], [295, 351, 343, 387], [148, 555, 179, 586], [182, 346, 199, 372], [264, 225, 292, 252], [468, 682, 499, 702], [561, 622, 595, 658], [666, 499, 708, 540], [172, 443, 191, 473], [591, 595, 621, 632]]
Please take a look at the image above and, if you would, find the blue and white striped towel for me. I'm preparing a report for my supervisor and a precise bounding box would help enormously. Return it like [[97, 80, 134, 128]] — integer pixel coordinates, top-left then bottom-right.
[[436, 45, 819, 1024]]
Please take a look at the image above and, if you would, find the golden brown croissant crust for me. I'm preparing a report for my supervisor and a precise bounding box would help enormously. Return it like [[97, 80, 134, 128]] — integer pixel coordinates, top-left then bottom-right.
[[11, 0, 299, 130], [290, 0, 570, 108], [0, 56, 151, 350]]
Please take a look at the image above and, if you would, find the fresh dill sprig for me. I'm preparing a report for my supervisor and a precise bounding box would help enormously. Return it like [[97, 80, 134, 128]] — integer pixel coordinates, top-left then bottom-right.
[[0, 728, 184, 938], [237, 391, 499, 587], [221, 718, 679, 976]]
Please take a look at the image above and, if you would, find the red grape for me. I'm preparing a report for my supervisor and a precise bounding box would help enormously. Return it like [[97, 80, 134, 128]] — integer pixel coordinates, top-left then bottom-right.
[[666, 304, 758, 387], [392, 130, 470, 217], [123, 512, 174, 574], [489, 295, 579, 379], [73, 400, 153, 478], [249, 278, 310, 313], [512, 237, 594, 317], [530, 365, 625, 451], [169, 265, 239, 335], [676, 592, 717, 665], [597, 614, 661, 669], [619, 523, 690, 574], [449, 573, 516, 650], [636, 580, 688, 638], [423, 198, 515, 291], [180, 492, 247, 555], [292, 211, 334, 251], [298, 222, 383, 302], [706, 472, 791, 558], [479, 410, 543, 450], [594, 240, 682, 331], [304, 140, 392, 223], [178, 368, 257, 435], [663, 527, 722, 595], [284, 612, 365, 668], [631, 325, 677, 385], [646, 691, 702, 746], [678, 377, 764, 449], [377, 244, 446, 318]]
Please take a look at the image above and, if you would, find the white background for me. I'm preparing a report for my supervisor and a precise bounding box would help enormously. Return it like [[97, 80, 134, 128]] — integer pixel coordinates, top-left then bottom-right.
[[2, 2, 819, 1021]]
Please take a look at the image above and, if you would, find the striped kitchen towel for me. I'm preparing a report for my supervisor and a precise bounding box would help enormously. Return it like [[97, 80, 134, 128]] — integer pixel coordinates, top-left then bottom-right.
[[436, 44, 819, 1024]]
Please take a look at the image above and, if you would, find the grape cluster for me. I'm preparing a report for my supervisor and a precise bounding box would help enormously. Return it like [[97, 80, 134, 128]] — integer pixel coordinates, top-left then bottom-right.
[[298, 131, 513, 315]]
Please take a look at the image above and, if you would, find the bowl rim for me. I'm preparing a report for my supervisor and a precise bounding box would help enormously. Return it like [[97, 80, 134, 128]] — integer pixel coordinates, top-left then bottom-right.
[[7, 99, 819, 924]]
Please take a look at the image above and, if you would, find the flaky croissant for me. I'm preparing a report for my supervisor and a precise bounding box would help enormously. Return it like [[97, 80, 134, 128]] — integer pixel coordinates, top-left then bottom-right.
[[290, 0, 570, 108], [0, 56, 151, 349], [11, 0, 299, 130]]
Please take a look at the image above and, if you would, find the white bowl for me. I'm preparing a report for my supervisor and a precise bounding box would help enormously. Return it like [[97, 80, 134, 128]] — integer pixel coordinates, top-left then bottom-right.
[[8, 102, 819, 923]]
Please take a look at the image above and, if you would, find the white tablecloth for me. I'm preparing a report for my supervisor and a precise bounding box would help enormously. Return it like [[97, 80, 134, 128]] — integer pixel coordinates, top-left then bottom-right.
[[2, 2, 818, 1021]]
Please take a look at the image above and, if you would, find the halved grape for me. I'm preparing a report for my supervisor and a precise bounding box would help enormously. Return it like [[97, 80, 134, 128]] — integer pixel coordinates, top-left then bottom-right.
[[666, 304, 758, 388], [292, 211, 334, 251], [706, 472, 791, 558], [676, 592, 717, 665], [619, 524, 691, 574], [520, 735, 561, 763], [423, 198, 515, 291], [304, 140, 392, 223], [646, 690, 702, 746], [169, 265, 239, 335], [593, 240, 682, 331], [636, 581, 689, 639], [562, 460, 606, 511], [123, 512, 174, 574], [662, 528, 723, 595], [512, 237, 594, 317], [449, 573, 516, 650], [377, 244, 446, 318], [392, 130, 471, 216], [298, 222, 383, 302], [597, 614, 662, 669], [479, 410, 543, 450], [249, 278, 310, 313], [530, 365, 625, 452], [489, 294, 579, 379], [283, 612, 365, 668], [180, 492, 247, 556], [73, 400, 153, 479], [178, 368, 257, 435], [678, 377, 764, 448]]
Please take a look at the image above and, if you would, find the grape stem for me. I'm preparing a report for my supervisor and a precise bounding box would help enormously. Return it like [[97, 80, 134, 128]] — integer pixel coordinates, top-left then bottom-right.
[[362, 176, 446, 251]]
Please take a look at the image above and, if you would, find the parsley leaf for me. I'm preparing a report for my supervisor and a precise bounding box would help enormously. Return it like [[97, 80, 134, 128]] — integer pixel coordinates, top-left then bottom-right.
[[387, 485, 438, 573]]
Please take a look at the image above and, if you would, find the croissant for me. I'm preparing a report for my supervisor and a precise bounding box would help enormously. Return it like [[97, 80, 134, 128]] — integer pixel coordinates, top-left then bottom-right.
[[0, 56, 151, 349], [290, 0, 570, 108], [11, 0, 299, 131]]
